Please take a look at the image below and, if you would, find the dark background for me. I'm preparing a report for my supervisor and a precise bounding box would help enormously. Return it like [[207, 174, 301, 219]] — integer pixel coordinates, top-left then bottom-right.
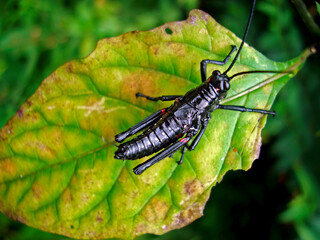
[[0, 0, 319, 239]]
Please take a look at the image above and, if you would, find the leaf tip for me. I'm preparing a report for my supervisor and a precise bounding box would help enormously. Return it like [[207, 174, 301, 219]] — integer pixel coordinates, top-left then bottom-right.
[[188, 9, 211, 25]]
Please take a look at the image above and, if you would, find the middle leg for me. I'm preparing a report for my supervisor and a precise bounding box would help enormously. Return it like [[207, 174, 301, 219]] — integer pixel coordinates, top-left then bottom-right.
[[177, 122, 208, 165], [218, 105, 276, 116]]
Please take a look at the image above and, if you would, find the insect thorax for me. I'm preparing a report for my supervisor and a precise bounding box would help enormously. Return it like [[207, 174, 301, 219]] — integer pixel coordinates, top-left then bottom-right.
[[185, 82, 221, 111]]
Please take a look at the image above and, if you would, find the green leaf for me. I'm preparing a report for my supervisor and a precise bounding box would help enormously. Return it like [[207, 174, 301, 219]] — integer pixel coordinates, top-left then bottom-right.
[[316, 2, 320, 15], [0, 9, 313, 239]]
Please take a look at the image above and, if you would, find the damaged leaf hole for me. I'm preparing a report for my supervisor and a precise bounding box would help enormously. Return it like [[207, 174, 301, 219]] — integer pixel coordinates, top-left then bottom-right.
[[165, 27, 173, 35]]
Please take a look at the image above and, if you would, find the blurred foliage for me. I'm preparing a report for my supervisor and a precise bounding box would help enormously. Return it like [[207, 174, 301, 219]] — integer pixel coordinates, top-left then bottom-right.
[[0, 0, 319, 239]]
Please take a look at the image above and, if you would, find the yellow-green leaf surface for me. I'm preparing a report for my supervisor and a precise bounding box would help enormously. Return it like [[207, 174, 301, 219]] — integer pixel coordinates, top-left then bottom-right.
[[0, 9, 313, 239]]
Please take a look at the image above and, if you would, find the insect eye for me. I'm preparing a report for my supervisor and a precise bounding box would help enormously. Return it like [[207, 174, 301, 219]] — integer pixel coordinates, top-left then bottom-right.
[[224, 81, 230, 90]]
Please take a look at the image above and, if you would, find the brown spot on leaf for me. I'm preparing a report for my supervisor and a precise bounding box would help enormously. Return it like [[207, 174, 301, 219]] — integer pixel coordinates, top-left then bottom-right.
[[16, 215, 27, 224], [200, 11, 209, 23], [122, 71, 157, 103], [189, 15, 198, 25], [65, 62, 75, 73], [61, 187, 74, 204], [0, 125, 13, 141], [140, 198, 169, 224], [134, 223, 148, 235], [2, 209, 27, 224], [32, 182, 43, 199], [17, 108, 24, 118], [150, 45, 160, 55], [184, 179, 204, 196], [37, 142, 55, 160], [233, 147, 238, 152], [95, 210, 104, 223], [253, 134, 262, 161], [0, 158, 16, 175], [171, 202, 204, 230]]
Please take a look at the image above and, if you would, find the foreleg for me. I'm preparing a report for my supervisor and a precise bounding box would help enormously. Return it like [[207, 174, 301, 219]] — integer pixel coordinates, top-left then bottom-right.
[[200, 45, 237, 82]]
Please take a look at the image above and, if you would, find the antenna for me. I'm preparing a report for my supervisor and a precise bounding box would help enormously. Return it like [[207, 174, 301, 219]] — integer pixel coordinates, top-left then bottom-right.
[[223, 0, 256, 75], [229, 70, 291, 80]]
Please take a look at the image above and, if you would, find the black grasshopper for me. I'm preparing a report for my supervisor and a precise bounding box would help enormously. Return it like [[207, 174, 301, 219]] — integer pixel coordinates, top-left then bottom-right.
[[114, 0, 277, 175]]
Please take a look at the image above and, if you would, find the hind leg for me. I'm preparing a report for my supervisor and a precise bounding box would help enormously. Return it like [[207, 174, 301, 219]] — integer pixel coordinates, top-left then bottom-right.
[[115, 108, 168, 143], [133, 137, 191, 175], [136, 92, 183, 102]]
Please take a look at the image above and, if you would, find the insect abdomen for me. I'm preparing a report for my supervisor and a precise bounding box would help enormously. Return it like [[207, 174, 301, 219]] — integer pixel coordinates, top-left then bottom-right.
[[115, 116, 183, 160]]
